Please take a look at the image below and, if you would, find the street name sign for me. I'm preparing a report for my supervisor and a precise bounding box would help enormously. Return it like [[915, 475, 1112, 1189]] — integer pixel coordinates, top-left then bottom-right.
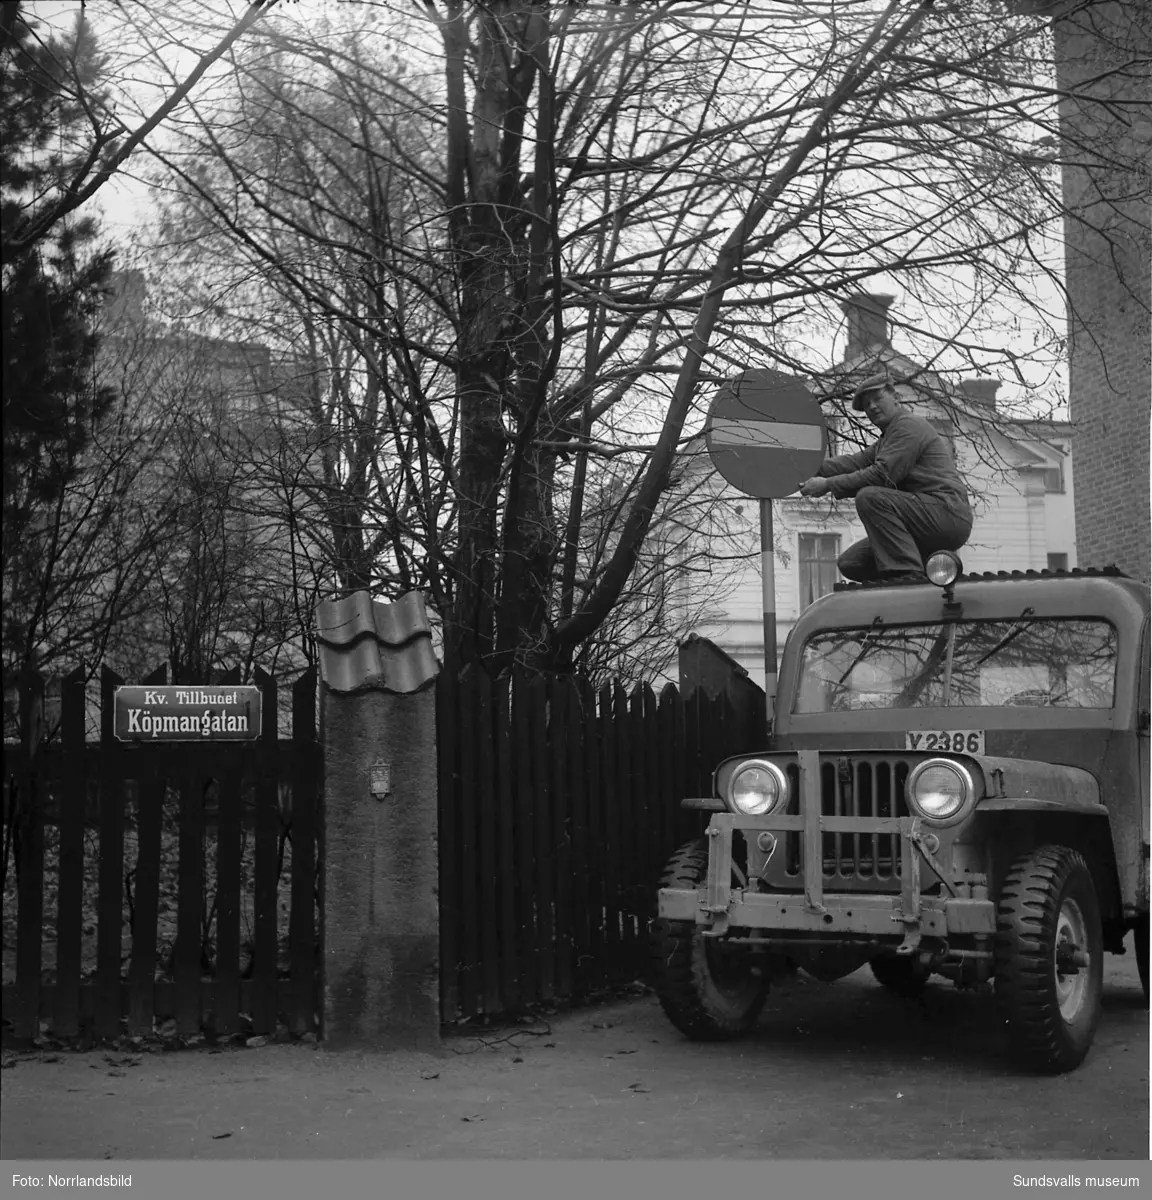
[[113, 685, 262, 743], [705, 368, 826, 498]]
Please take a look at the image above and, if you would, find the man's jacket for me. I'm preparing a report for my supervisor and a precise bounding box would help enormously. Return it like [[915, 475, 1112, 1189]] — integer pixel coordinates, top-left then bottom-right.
[[817, 409, 971, 513]]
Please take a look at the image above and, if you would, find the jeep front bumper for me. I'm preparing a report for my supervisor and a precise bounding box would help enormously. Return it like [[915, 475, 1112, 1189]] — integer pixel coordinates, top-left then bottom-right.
[[658, 810, 996, 949]]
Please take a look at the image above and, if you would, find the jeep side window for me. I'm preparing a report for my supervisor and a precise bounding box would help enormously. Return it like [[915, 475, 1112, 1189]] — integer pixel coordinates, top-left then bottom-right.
[[795, 618, 1118, 713]]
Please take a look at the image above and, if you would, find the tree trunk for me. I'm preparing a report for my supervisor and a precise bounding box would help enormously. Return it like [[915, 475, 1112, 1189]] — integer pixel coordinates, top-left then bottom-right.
[[442, 0, 517, 666], [494, 3, 558, 670]]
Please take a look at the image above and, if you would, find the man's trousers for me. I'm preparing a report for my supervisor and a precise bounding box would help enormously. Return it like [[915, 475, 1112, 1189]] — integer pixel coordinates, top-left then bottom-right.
[[837, 486, 973, 582]]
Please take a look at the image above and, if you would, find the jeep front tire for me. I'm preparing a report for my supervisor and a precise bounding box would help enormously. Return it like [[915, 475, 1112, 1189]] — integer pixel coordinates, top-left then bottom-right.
[[649, 838, 767, 1040], [994, 845, 1103, 1073]]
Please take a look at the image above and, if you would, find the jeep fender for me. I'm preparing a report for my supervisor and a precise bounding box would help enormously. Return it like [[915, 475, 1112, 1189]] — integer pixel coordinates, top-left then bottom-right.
[[968, 755, 1103, 812], [949, 756, 1125, 942], [948, 759, 1121, 944]]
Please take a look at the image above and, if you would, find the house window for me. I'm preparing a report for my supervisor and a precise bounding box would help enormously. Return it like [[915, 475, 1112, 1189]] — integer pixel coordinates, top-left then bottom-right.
[[799, 533, 841, 607], [1047, 552, 1069, 573], [1042, 446, 1066, 493]]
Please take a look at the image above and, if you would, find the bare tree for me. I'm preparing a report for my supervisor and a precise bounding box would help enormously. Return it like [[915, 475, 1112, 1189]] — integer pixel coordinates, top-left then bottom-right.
[[99, 303, 322, 683], [104, 0, 1146, 673], [1, 0, 280, 256], [1, 284, 323, 711]]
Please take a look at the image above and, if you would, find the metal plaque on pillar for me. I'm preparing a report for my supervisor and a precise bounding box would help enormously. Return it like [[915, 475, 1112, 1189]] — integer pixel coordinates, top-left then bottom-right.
[[705, 370, 827, 725]]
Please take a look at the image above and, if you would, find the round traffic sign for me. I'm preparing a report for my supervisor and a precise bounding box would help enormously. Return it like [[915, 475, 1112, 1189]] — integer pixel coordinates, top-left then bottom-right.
[[705, 369, 826, 499]]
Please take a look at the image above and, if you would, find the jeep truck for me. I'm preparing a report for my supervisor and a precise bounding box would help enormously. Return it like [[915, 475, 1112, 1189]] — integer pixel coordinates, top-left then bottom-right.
[[651, 553, 1150, 1072]]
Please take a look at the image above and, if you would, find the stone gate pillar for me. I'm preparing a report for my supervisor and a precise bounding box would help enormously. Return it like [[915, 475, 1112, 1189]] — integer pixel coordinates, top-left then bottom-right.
[[315, 590, 441, 1050]]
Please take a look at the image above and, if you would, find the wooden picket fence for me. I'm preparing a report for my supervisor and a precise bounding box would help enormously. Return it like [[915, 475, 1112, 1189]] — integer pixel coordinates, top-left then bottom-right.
[[2, 665, 321, 1042], [436, 667, 765, 1021]]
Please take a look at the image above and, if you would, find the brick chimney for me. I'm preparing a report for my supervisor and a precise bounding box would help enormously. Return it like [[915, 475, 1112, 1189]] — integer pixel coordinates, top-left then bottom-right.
[[841, 293, 895, 357], [105, 269, 146, 325], [960, 378, 1000, 409]]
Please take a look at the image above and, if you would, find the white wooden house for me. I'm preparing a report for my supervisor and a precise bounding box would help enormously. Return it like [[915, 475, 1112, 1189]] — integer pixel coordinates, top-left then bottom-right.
[[679, 295, 1077, 691]]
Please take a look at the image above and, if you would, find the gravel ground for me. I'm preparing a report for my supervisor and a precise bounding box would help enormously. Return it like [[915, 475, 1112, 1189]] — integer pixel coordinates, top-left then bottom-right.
[[2, 932, 1147, 1162]]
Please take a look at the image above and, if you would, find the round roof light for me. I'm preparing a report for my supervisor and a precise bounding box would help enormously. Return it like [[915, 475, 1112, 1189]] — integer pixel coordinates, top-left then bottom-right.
[[926, 550, 963, 588]]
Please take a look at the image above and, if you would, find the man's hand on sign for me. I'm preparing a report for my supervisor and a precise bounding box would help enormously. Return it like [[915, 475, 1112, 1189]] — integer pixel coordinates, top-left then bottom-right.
[[798, 476, 831, 498]]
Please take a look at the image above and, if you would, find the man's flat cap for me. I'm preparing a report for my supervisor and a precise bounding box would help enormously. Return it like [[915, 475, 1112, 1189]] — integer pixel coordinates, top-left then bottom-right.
[[851, 372, 894, 411]]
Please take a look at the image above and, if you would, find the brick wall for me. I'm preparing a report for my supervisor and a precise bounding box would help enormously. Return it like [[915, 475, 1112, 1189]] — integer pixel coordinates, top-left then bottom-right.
[[1054, 0, 1152, 582]]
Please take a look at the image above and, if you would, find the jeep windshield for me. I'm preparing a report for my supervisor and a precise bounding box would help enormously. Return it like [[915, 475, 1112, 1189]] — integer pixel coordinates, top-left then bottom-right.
[[795, 617, 1117, 713]]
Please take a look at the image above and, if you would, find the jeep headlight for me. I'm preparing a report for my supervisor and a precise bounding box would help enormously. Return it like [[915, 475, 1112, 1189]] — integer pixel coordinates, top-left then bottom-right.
[[906, 758, 976, 822], [728, 760, 788, 816]]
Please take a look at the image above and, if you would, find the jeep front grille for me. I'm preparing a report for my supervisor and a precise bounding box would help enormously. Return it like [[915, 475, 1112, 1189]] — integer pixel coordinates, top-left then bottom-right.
[[772, 756, 911, 892]]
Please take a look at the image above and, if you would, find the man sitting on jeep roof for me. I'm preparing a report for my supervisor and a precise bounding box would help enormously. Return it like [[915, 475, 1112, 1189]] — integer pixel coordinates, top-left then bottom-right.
[[797, 373, 973, 584]]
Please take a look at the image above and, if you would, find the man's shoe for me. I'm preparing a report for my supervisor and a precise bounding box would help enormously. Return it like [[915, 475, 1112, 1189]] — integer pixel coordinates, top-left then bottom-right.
[[879, 571, 928, 584]]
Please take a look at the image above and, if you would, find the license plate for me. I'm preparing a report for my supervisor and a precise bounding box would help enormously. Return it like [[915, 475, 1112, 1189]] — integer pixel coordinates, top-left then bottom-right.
[[905, 730, 984, 755]]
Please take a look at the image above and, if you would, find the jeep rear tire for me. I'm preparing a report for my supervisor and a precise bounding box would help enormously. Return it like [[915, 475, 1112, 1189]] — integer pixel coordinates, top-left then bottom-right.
[[649, 838, 767, 1041], [994, 845, 1103, 1073]]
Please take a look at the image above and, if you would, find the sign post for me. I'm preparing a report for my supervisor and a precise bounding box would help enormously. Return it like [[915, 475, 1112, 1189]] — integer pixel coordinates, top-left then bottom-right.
[[705, 369, 827, 727], [759, 498, 777, 716]]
